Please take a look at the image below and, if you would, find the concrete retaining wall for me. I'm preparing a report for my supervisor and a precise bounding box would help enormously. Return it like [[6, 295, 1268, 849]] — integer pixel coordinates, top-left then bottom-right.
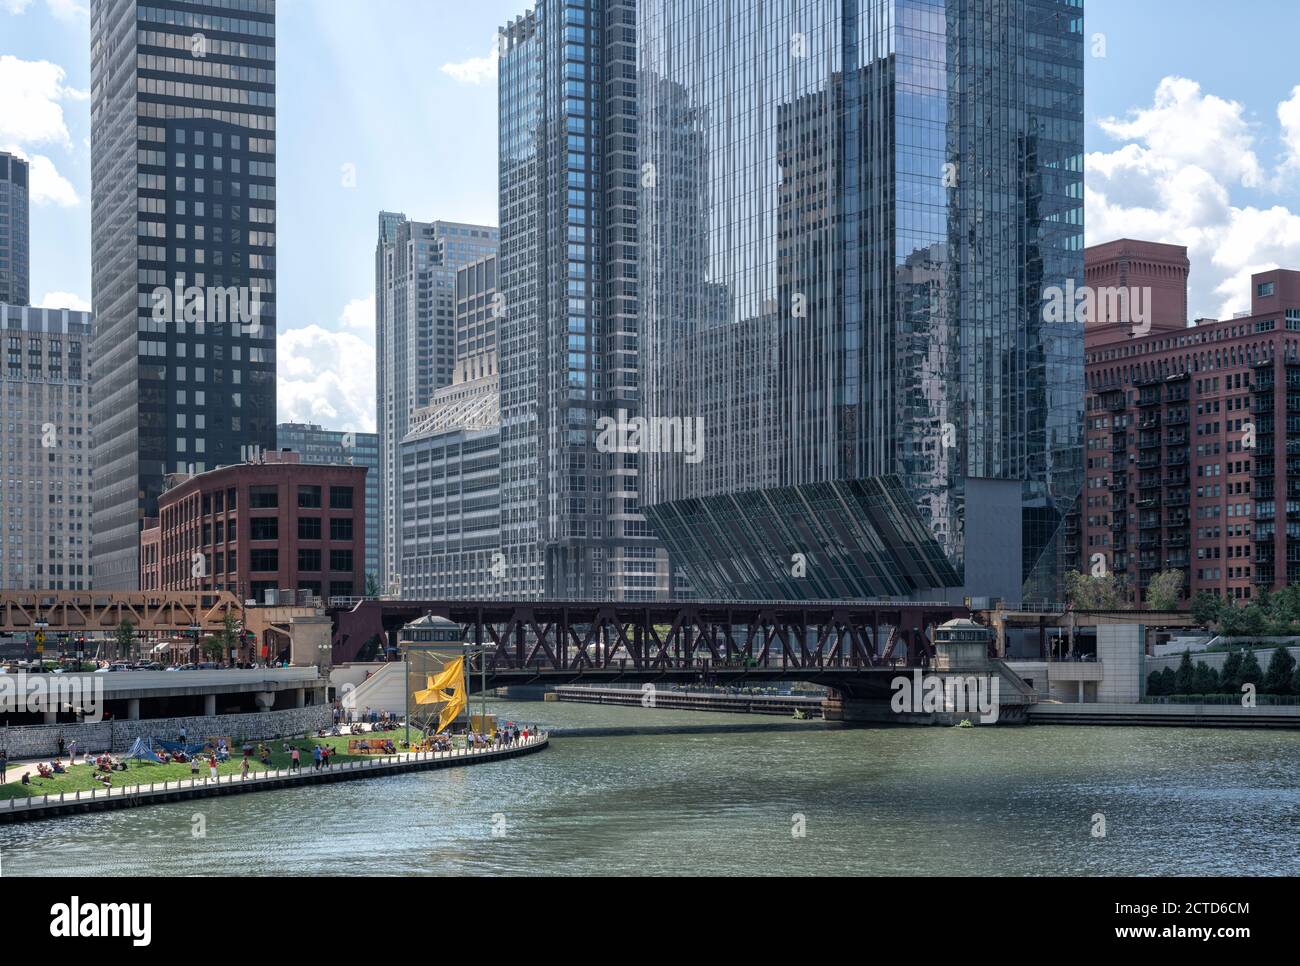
[[1147, 645, 1300, 674], [0, 705, 331, 758]]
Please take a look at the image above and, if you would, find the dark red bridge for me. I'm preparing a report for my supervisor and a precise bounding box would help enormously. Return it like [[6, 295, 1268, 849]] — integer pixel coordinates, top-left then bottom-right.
[[330, 598, 968, 688]]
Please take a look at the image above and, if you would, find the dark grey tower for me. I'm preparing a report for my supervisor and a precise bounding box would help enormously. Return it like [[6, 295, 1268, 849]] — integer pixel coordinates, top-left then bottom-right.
[[638, 0, 1085, 605], [0, 151, 30, 307], [90, 0, 277, 589]]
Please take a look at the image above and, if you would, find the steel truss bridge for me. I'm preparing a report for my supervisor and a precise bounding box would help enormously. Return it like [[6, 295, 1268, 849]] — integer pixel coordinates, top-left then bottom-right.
[[0, 590, 244, 635], [332, 598, 970, 689]]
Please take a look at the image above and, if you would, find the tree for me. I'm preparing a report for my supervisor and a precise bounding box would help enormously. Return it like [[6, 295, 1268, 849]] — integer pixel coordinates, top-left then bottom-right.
[[1292, 666, 1300, 696], [1219, 650, 1243, 694], [115, 618, 135, 661], [1174, 650, 1195, 695], [1263, 646, 1297, 695], [365, 572, 381, 598], [1191, 590, 1222, 628], [1145, 569, 1184, 611], [1238, 648, 1264, 690], [200, 636, 225, 661], [1147, 670, 1169, 696], [1192, 660, 1219, 695], [1065, 570, 1126, 610], [219, 611, 239, 664], [1159, 667, 1176, 695]]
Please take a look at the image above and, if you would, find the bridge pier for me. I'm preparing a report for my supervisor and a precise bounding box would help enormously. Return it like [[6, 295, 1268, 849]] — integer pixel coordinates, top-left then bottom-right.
[[127, 698, 140, 720], [203, 694, 216, 716]]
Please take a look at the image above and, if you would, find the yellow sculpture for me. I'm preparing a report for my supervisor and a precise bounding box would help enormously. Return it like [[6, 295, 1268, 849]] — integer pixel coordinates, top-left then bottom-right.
[[413, 657, 467, 733]]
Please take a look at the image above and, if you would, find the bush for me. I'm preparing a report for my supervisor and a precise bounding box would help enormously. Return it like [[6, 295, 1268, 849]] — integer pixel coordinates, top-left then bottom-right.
[[1263, 646, 1297, 695], [1159, 666, 1176, 696], [1239, 649, 1264, 690], [1146, 670, 1168, 696], [1193, 660, 1219, 695], [1174, 650, 1195, 695], [1219, 650, 1243, 693]]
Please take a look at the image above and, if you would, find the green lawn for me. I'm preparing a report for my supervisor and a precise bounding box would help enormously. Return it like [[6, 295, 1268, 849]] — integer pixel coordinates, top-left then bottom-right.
[[0, 729, 410, 800]]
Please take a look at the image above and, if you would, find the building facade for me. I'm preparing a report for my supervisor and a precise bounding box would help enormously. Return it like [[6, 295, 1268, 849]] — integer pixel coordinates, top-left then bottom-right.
[[90, 0, 278, 589], [1075, 243, 1300, 603], [1, 305, 94, 590], [498, 1, 671, 602], [276, 422, 380, 586], [374, 214, 497, 592], [139, 451, 366, 603], [0, 152, 30, 307], [636, 0, 1085, 604]]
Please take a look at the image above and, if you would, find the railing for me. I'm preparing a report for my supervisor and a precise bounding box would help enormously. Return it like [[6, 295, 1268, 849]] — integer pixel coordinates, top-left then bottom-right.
[[3, 733, 549, 814]]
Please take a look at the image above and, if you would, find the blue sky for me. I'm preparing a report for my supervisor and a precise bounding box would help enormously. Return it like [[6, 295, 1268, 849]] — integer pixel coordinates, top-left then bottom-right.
[[3, 0, 1300, 431]]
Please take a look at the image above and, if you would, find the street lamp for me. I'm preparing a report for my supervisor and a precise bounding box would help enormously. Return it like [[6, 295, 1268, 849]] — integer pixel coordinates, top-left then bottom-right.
[[464, 642, 489, 738]]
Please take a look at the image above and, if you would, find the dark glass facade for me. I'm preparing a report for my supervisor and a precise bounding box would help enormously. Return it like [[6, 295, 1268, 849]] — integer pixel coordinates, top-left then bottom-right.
[[90, 0, 277, 589], [639, 0, 1084, 603], [0, 151, 30, 307]]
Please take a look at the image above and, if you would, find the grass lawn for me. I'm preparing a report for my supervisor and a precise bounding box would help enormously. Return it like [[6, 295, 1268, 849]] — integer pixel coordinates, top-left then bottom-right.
[[0, 729, 411, 800]]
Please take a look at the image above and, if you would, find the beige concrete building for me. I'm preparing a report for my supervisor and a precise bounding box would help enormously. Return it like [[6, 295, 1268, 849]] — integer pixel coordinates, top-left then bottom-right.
[[1, 304, 93, 589]]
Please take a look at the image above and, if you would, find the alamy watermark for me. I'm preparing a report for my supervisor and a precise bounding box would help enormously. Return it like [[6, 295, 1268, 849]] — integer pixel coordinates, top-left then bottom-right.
[[1043, 280, 1151, 336], [0, 673, 103, 722], [890, 669, 1000, 724], [595, 409, 705, 464]]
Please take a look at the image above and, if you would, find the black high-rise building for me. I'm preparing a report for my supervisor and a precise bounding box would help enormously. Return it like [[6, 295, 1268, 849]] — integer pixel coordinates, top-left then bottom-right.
[[90, 0, 277, 589]]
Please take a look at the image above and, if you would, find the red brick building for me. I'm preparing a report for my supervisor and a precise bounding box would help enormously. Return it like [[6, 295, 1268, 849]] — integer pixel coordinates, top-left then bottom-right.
[[139, 451, 367, 603], [1071, 238, 1300, 604]]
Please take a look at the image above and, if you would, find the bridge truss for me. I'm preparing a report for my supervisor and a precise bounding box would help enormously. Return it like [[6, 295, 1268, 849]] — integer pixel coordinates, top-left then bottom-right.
[[0, 590, 244, 635]]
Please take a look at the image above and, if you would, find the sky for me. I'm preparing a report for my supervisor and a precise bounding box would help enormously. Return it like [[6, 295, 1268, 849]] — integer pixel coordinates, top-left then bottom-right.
[[3, 0, 1300, 434]]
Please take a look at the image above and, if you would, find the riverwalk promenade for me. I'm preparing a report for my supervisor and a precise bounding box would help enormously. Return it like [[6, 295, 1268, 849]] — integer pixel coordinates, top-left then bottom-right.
[[0, 732, 548, 825]]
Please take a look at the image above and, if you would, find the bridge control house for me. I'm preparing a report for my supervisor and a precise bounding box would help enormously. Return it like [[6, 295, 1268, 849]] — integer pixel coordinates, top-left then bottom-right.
[[140, 451, 366, 604]]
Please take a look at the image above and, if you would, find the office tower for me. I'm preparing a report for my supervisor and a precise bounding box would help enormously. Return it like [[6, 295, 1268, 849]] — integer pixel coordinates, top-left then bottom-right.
[[1076, 242, 1300, 602], [90, 0, 278, 589], [374, 215, 497, 592], [498, 1, 670, 602], [277, 422, 381, 587], [0, 152, 30, 307], [637, 0, 1085, 605], [1, 305, 94, 590]]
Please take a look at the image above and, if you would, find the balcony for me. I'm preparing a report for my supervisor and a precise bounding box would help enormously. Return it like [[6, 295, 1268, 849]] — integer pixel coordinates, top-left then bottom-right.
[[1139, 517, 1162, 531], [1166, 534, 1189, 548], [1251, 397, 1274, 414], [1166, 555, 1190, 569], [1138, 415, 1161, 430], [1164, 473, 1189, 487], [1103, 396, 1126, 412], [1165, 492, 1189, 507], [1165, 451, 1189, 467], [1166, 411, 1189, 426], [1136, 496, 1160, 509], [1137, 392, 1161, 407], [1138, 434, 1162, 450], [1137, 454, 1160, 469]]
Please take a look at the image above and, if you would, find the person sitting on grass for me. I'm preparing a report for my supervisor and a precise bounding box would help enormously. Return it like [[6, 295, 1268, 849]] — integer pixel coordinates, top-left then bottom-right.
[[37, 762, 53, 778], [52, 759, 66, 774]]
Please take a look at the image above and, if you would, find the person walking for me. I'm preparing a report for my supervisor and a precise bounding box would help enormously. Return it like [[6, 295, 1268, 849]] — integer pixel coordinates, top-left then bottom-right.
[[208, 755, 218, 781], [290, 746, 301, 771], [0, 750, 7, 782], [313, 745, 322, 770], [240, 757, 249, 780]]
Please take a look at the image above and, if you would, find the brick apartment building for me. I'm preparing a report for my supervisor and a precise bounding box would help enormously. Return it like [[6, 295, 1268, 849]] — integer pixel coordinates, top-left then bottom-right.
[[140, 451, 367, 603], [1071, 238, 1300, 604]]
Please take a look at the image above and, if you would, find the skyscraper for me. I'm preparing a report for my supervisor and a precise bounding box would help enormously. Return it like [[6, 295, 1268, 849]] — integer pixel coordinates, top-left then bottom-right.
[[1, 305, 94, 590], [638, 0, 1085, 604], [90, 0, 278, 589], [0, 151, 30, 307], [374, 214, 497, 592], [497, 1, 671, 601]]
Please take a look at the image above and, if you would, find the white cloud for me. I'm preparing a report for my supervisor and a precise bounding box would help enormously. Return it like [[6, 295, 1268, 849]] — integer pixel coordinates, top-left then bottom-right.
[[1279, 85, 1300, 174], [277, 322, 376, 434], [1087, 76, 1300, 321], [440, 47, 498, 86], [1098, 76, 1264, 189], [6, 149, 80, 206], [337, 294, 374, 334], [36, 291, 90, 311], [1, 0, 35, 13], [0, 55, 81, 148]]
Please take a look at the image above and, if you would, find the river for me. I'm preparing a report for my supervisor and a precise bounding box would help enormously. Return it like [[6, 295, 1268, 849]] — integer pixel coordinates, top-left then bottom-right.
[[2, 700, 1297, 876]]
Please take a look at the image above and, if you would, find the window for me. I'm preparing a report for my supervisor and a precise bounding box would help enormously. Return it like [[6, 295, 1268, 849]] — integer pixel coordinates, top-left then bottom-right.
[[329, 518, 353, 541], [297, 485, 322, 508], [297, 548, 321, 572], [329, 549, 353, 572], [329, 581, 354, 598], [298, 517, 321, 540], [249, 517, 278, 541], [227, 487, 237, 509], [249, 548, 278, 572], [329, 486, 353, 509], [248, 486, 278, 509]]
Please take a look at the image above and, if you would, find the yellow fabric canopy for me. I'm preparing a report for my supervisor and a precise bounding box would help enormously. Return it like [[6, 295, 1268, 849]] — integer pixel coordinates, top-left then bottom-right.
[[412, 656, 468, 734]]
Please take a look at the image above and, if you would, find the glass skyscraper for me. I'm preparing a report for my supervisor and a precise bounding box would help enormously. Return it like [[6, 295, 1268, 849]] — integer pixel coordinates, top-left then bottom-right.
[[638, 0, 1085, 604], [497, 1, 672, 601], [0, 151, 30, 307], [90, 0, 277, 589]]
